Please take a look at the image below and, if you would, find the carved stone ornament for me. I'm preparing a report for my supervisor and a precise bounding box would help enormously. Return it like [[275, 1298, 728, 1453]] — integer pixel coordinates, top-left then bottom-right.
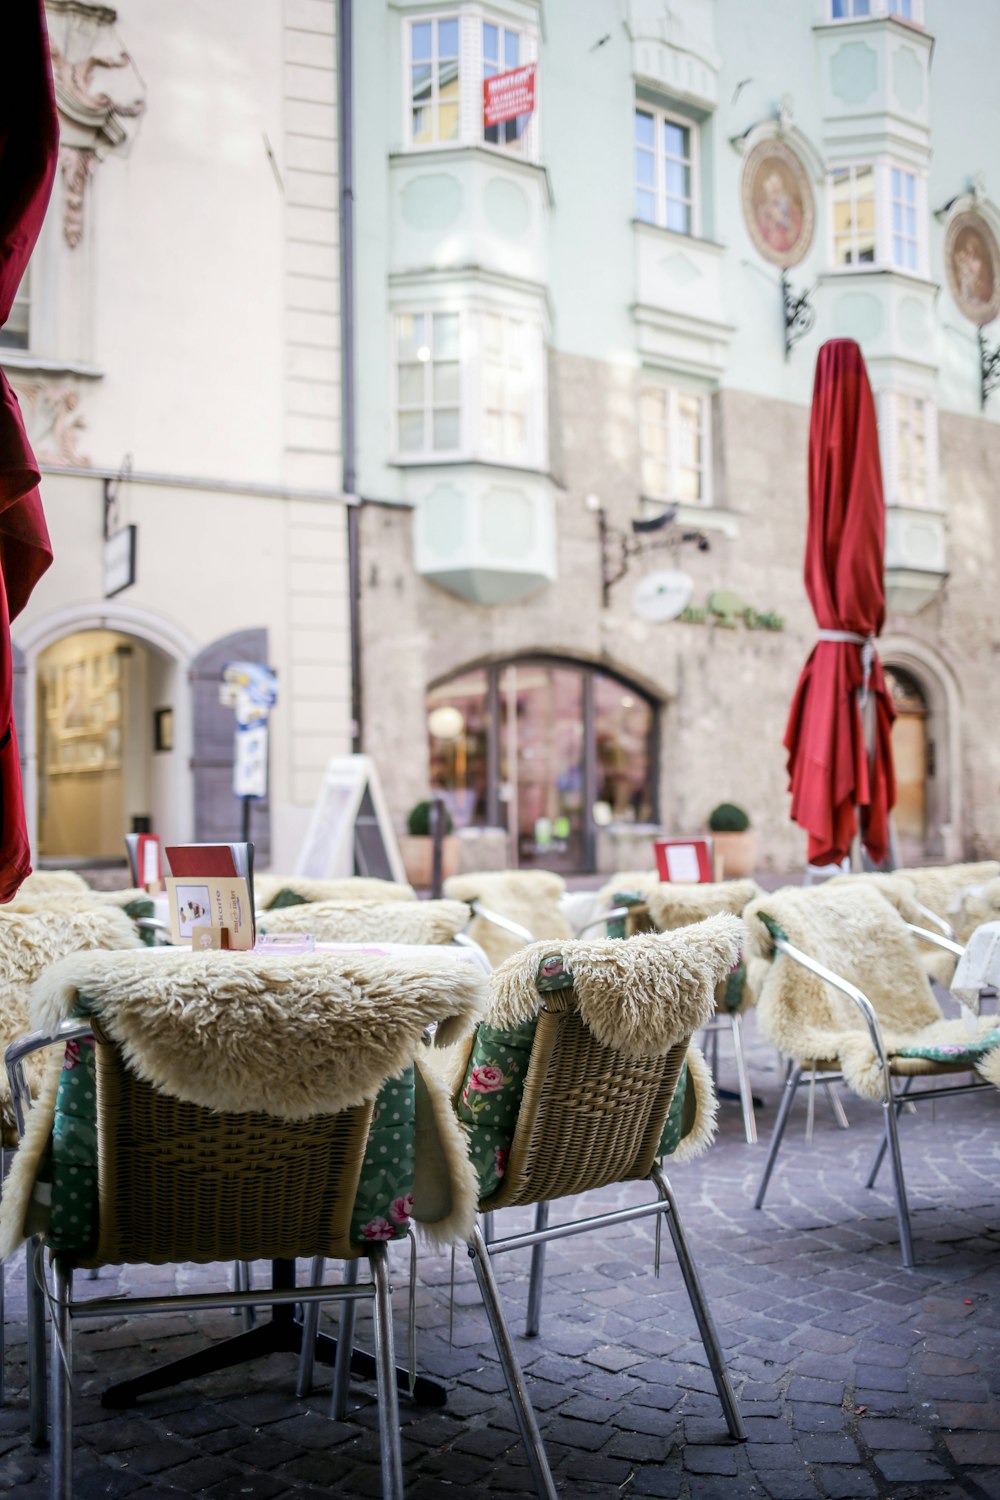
[[9, 379, 90, 467], [59, 146, 96, 248], [741, 138, 816, 270], [944, 209, 1000, 327]]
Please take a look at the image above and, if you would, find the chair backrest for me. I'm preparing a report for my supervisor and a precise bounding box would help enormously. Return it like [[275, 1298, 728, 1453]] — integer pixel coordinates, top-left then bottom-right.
[[743, 883, 942, 1060], [479, 915, 743, 1210], [255, 874, 417, 910], [85, 1017, 371, 1268], [444, 870, 572, 965], [259, 897, 470, 946]]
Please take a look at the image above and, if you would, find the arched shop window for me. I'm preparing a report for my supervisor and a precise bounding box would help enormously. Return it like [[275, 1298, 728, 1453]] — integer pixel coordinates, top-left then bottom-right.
[[426, 657, 657, 873]]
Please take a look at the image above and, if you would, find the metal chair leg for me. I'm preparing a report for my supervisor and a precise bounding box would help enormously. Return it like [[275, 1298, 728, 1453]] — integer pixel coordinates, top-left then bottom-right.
[[651, 1167, 745, 1442], [50, 1260, 73, 1500], [729, 1012, 757, 1144], [369, 1245, 404, 1500], [235, 1261, 256, 1332], [330, 1258, 360, 1420], [481, 1209, 495, 1244], [467, 1225, 557, 1500], [754, 1063, 802, 1210], [28, 1236, 48, 1446], [823, 1082, 850, 1129], [295, 1256, 324, 1398], [865, 1077, 914, 1188], [881, 1085, 915, 1269], [524, 1201, 550, 1337]]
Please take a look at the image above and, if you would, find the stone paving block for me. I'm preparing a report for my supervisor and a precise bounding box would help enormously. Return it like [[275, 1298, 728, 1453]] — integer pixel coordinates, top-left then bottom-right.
[[745, 1441, 803, 1470], [797, 1432, 860, 1463], [682, 1442, 740, 1475], [786, 1375, 845, 1404], [756, 1470, 823, 1499], [873, 1449, 954, 1483], [942, 1431, 1000, 1465], [856, 1416, 935, 1449], [812, 1465, 879, 1497]]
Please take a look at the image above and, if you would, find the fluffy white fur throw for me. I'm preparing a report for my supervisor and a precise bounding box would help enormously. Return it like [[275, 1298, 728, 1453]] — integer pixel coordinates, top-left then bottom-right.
[[897, 862, 1000, 932], [0, 906, 142, 1143], [255, 875, 416, 910], [444, 870, 572, 966], [260, 898, 470, 947], [744, 883, 1000, 1099], [645, 879, 761, 929], [29, 947, 485, 1119], [672, 1042, 719, 1163], [953, 876, 1000, 945], [826, 871, 956, 985], [597, 870, 660, 907], [485, 914, 744, 1058]]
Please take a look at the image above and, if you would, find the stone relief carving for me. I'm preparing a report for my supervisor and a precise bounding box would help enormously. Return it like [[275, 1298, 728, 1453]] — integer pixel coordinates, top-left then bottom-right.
[[46, 1, 145, 250], [9, 380, 90, 467]]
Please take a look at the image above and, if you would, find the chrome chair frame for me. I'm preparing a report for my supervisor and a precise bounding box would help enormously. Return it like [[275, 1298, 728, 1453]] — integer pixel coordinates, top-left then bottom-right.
[[754, 923, 989, 1269], [7, 1024, 407, 1500]]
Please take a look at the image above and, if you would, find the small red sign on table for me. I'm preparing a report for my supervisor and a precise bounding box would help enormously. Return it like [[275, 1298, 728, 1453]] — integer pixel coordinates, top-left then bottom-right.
[[653, 837, 715, 884], [483, 63, 536, 128]]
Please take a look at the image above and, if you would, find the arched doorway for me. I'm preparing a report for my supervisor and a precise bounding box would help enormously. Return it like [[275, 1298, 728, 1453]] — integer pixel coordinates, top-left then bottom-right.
[[884, 664, 929, 864], [427, 657, 658, 873], [35, 628, 179, 862]]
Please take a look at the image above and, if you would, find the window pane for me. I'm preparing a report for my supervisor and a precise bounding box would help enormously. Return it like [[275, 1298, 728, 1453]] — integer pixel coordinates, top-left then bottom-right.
[[504, 30, 519, 67], [854, 165, 874, 197], [892, 201, 903, 233], [483, 23, 498, 65], [437, 101, 459, 140], [853, 0, 870, 13], [505, 412, 526, 454], [635, 150, 655, 187], [891, 168, 901, 198], [677, 465, 701, 501], [411, 63, 432, 103], [665, 158, 690, 201], [433, 313, 460, 358], [433, 408, 460, 449], [438, 18, 458, 56], [593, 671, 654, 826], [635, 188, 655, 222], [634, 110, 654, 149], [641, 421, 667, 457], [411, 22, 432, 61], [398, 363, 425, 405], [397, 411, 425, 451], [665, 198, 690, 233], [832, 0, 848, 14], [434, 361, 460, 404], [397, 313, 425, 359], [412, 107, 432, 144], [640, 389, 667, 424], [663, 121, 689, 160], [642, 456, 669, 497]]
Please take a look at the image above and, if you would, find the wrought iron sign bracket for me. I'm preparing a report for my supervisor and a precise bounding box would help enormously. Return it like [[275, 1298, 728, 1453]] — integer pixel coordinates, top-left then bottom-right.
[[782, 271, 815, 360], [979, 325, 1000, 409], [598, 505, 710, 609]]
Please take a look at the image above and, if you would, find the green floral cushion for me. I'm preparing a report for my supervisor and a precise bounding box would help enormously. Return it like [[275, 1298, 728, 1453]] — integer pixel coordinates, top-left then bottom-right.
[[455, 1019, 537, 1198], [349, 1069, 417, 1244], [893, 1027, 1000, 1065], [121, 897, 158, 947], [266, 888, 307, 910]]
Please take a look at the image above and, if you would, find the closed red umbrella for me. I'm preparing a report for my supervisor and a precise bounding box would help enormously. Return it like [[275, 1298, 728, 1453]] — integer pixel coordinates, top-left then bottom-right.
[[784, 338, 896, 868], [0, 0, 58, 900]]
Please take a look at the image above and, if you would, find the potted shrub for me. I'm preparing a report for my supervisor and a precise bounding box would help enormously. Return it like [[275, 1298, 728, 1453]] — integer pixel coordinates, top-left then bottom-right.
[[707, 802, 756, 879], [399, 798, 459, 888]]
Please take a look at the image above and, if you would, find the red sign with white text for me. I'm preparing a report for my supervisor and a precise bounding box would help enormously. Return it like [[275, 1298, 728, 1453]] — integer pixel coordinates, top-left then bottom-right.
[[483, 63, 536, 127]]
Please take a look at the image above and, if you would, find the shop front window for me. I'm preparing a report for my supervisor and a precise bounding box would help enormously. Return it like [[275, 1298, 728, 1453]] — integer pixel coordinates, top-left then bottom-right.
[[426, 657, 656, 872]]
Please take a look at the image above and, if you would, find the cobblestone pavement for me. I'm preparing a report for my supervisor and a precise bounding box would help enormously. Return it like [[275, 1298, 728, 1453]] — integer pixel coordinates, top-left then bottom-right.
[[3, 1009, 999, 1499]]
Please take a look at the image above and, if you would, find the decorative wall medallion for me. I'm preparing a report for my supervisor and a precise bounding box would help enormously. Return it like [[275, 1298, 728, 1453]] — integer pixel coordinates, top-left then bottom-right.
[[945, 210, 1000, 327], [740, 139, 815, 269]]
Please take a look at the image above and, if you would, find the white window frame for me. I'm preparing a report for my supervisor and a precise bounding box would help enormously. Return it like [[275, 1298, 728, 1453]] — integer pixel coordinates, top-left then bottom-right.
[[403, 10, 540, 163], [0, 264, 31, 352], [877, 391, 938, 510], [639, 384, 712, 508], [405, 13, 463, 150], [827, 159, 928, 276], [633, 105, 700, 238], [393, 308, 465, 460], [392, 304, 547, 469]]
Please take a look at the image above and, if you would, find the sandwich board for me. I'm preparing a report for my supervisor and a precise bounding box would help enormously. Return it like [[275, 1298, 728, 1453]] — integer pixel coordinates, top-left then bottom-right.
[[295, 754, 406, 883]]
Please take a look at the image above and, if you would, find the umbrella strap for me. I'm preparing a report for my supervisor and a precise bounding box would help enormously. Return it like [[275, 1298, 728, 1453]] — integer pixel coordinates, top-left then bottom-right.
[[817, 629, 876, 706]]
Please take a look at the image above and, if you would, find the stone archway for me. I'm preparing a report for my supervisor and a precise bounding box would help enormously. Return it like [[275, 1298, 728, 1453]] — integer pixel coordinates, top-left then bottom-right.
[[879, 635, 962, 863]]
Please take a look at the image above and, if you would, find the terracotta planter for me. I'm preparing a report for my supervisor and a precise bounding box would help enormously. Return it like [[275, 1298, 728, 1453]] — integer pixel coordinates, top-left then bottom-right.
[[710, 830, 757, 879], [398, 834, 459, 889]]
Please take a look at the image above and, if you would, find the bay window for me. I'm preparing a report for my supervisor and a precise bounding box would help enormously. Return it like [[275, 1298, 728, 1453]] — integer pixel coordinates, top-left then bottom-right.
[[829, 160, 927, 275], [404, 12, 539, 160]]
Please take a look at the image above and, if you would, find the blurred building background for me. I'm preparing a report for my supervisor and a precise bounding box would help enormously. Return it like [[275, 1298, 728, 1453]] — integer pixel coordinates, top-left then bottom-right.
[[5, 0, 1000, 875]]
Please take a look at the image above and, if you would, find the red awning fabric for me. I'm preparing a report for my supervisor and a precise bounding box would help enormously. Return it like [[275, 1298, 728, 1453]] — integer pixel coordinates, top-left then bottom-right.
[[784, 339, 896, 867], [0, 0, 58, 900]]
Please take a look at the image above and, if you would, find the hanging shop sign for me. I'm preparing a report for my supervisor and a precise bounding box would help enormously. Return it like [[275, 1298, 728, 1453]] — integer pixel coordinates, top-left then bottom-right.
[[632, 569, 694, 622], [103, 524, 137, 598], [483, 63, 536, 128], [740, 139, 815, 270]]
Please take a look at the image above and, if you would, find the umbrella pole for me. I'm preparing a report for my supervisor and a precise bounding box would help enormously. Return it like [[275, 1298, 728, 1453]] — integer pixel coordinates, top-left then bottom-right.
[[857, 686, 897, 872]]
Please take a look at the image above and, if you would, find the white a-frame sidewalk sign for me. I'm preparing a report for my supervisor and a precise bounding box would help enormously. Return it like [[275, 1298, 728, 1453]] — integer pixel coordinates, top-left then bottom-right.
[[295, 754, 406, 883]]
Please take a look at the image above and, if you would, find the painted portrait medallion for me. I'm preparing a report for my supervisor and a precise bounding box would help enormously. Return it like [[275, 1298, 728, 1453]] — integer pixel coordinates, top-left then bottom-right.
[[945, 210, 1000, 326], [741, 139, 815, 270]]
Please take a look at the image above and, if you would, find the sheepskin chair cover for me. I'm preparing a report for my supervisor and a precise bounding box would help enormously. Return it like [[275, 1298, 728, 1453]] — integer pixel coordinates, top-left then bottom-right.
[[0, 906, 142, 1144], [959, 878, 1000, 944], [826, 871, 956, 985], [259, 898, 470, 947], [1, 948, 486, 1259], [597, 870, 660, 908], [255, 874, 417, 910], [643, 879, 761, 1013], [487, 913, 744, 1058], [896, 862, 1000, 936], [444, 870, 572, 966], [743, 883, 1000, 1099]]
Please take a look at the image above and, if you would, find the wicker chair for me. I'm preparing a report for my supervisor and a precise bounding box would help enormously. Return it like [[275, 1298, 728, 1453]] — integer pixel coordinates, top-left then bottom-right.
[[744, 882, 999, 1267], [609, 879, 762, 1143], [4, 946, 554, 1500], [455, 920, 747, 1444]]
